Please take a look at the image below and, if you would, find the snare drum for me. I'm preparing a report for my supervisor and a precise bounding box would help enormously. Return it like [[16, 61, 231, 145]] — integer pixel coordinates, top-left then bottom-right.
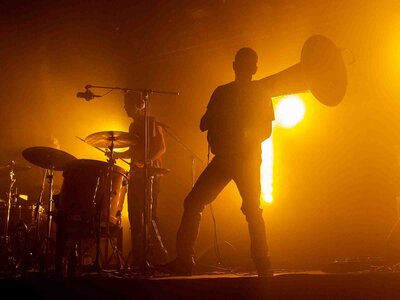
[[58, 159, 128, 226]]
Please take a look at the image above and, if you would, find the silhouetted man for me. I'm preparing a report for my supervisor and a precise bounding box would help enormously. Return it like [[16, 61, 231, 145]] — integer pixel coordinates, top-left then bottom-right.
[[160, 47, 275, 277]]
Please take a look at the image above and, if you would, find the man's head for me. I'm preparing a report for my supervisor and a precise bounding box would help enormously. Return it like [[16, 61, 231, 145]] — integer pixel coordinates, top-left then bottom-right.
[[124, 91, 145, 118], [233, 47, 258, 81]]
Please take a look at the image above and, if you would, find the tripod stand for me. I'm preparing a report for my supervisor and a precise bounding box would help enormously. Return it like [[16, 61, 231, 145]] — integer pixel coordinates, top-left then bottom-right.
[[123, 91, 170, 273], [125, 165, 170, 271]]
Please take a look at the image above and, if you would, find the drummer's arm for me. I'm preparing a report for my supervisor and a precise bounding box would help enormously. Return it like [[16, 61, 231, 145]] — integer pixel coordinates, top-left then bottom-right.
[[130, 126, 166, 167], [149, 125, 166, 161], [112, 148, 132, 160]]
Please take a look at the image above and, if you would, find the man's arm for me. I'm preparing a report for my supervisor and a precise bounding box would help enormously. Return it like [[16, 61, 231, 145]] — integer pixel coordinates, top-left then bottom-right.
[[200, 110, 209, 132], [200, 87, 219, 132], [149, 125, 166, 161], [131, 126, 166, 167]]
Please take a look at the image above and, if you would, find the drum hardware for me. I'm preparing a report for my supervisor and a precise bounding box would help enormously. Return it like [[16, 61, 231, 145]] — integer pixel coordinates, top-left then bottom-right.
[[22, 146, 77, 274], [83, 131, 133, 272], [3, 161, 17, 244], [56, 158, 128, 275], [75, 135, 131, 167], [85, 130, 139, 149], [77, 84, 178, 275], [21, 146, 77, 171], [0, 161, 37, 275], [0, 161, 18, 274], [0, 162, 31, 172]]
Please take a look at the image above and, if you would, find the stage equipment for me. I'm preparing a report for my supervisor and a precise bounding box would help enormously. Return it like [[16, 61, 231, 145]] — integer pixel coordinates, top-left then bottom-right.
[[85, 131, 138, 149], [57, 157, 128, 273], [22, 147, 77, 171], [0, 161, 20, 273], [77, 84, 178, 275], [57, 131, 131, 273], [260, 35, 347, 106], [22, 146, 77, 273], [76, 135, 131, 167]]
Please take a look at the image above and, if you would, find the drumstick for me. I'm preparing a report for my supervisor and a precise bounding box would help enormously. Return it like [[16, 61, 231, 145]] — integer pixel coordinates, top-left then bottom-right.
[[75, 136, 130, 166]]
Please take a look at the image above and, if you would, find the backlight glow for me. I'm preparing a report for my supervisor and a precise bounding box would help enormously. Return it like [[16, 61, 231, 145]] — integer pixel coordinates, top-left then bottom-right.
[[276, 95, 305, 128], [260, 95, 306, 203]]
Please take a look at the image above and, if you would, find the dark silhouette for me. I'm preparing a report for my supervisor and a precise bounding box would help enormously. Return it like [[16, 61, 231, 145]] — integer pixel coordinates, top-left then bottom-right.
[[160, 48, 275, 277]]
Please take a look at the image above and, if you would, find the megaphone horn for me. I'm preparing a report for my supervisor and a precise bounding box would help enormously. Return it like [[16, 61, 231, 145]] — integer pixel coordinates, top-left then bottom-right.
[[260, 35, 347, 107]]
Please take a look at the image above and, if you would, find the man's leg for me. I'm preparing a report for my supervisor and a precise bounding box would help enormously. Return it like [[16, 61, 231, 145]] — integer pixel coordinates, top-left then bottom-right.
[[164, 157, 231, 274], [233, 157, 272, 276]]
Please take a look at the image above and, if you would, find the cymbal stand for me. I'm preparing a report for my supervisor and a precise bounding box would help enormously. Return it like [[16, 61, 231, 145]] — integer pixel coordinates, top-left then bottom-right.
[[4, 162, 16, 244], [0, 162, 17, 275], [93, 138, 124, 271], [19, 168, 48, 273], [39, 166, 55, 274], [34, 169, 47, 248]]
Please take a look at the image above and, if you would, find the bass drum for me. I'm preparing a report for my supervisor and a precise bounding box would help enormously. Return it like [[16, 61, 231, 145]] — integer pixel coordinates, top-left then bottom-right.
[[58, 159, 128, 228]]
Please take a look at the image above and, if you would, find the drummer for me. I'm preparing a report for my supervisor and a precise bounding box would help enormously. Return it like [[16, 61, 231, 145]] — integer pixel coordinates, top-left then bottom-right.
[[113, 91, 166, 268]]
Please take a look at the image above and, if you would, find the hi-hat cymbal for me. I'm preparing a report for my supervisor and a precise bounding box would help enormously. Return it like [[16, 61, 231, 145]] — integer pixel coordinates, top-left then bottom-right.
[[85, 131, 139, 149], [0, 161, 31, 172], [22, 147, 77, 171]]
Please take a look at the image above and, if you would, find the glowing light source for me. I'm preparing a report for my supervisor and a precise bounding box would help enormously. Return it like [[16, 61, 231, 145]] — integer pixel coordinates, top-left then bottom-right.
[[261, 137, 273, 203], [275, 95, 305, 128], [260, 95, 306, 203]]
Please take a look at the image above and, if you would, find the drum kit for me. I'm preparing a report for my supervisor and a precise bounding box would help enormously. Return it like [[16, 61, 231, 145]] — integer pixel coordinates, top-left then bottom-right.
[[0, 129, 170, 277]]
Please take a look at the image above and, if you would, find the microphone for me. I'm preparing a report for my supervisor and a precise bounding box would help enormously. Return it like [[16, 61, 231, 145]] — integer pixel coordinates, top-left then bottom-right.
[[76, 89, 100, 101]]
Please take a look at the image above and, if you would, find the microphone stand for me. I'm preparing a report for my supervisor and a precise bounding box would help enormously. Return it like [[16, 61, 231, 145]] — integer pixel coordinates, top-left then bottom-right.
[[80, 84, 178, 275], [84, 84, 179, 97], [159, 125, 203, 187], [138, 90, 169, 274]]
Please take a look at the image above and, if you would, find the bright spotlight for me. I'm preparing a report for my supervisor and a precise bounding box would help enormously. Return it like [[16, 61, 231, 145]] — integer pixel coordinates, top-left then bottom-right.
[[261, 137, 273, 203], [276, 95, 305, 128]]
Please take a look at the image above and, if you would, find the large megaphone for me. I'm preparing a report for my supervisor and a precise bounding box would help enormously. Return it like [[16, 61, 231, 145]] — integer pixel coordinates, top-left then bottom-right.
[[260, 35, 347, 106]]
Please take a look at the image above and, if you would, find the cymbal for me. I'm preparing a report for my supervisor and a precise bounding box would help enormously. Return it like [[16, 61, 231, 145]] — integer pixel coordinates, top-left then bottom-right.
[[22, 147, 77, 171], [85, 131, 139, 149], [0, 162, 31, 172]]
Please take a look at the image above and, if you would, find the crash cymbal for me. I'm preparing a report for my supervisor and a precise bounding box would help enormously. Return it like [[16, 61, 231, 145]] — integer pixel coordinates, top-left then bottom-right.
[[0, 161, 31, 172], [85, 131, 139, 149], [22, 147, 77, 171]]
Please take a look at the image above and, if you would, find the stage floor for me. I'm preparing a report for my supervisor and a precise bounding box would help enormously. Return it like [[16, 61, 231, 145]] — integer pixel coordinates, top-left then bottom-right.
[[1, 269, 400, 299]]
